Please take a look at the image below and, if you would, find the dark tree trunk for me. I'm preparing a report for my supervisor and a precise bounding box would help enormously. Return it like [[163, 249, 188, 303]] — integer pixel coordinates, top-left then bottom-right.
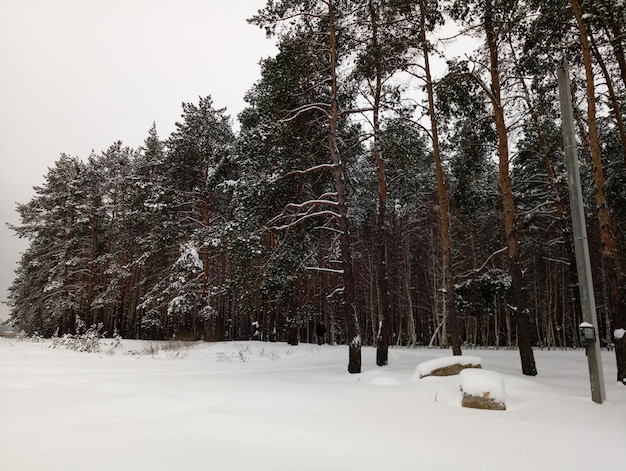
[[364, 0, 393, 367], [589, 31, 626, 168], [599, 0, 626, 88], [572, 0, 626, 384], [329, 0, 361, 373], [485, 0, 537, 375], [419, 0, 461, 356]]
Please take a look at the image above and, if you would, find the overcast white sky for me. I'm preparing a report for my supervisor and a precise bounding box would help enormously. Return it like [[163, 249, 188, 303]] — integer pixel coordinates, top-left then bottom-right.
[[0, 0, 277, 304]]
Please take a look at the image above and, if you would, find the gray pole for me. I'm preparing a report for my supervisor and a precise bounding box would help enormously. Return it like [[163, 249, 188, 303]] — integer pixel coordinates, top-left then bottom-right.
[[557, 58, 606, 404]]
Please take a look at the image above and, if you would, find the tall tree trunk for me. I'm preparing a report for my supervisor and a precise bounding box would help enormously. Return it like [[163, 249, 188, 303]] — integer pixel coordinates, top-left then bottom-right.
[[366, 0, 393, 366], [329, 0, 361, 373], [599, 0, 626, 88], [589, 31, 626, 168], [86, 209, 98, 328], [572, 0, 626, 384], [419, 0, 461, 356], [202, 196, 210, 298], [485, 1, 537, 375], [401, 216, 418, 346]]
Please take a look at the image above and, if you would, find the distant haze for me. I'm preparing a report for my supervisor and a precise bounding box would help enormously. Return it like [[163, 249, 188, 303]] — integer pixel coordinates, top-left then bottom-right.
[[0, 303, 9, 323]]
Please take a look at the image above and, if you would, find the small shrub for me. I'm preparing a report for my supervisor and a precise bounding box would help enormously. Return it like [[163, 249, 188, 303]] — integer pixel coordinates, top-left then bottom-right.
[[216, 351, 232, 363], [16, 331, 44, 342], [258, 348, 281, 361], [109, 330, 123, 349], [127, 341, 196, 358], [51, 323, 105, 353], [166, 349, 189, 360], [139, 343, 160, 356], [237, 344, 251, 362], [160, 340, 195, 352]]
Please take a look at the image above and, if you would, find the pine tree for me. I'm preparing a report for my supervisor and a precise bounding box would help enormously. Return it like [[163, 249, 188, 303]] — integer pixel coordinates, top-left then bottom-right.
[[416, 0, 462, 355], [251, 0, 363, 372], [9, 155, 88, 335], [350, 0, 419, 364], [235, 30, 342, 342], [447, 0, 537, 375], [161, 96, 236, 339]]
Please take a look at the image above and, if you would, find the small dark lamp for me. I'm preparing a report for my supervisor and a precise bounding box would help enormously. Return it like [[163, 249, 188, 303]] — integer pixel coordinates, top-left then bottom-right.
[[579, 322, 596, 347]]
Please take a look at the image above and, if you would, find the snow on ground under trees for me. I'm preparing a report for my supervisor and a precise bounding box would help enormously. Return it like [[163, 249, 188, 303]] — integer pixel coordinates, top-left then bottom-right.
[[1, 337, 624, 471]]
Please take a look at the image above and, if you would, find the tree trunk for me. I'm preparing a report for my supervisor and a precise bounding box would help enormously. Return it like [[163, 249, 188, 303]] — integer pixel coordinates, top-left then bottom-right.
[[401, 217, 417, 346], [365, 0, 393, 366], [485, 1, 537, 375], [599, 0, 626, 88], [589, 31, 626, 168], [572, 0, 626, 384], [204, 195, 211, 292], [419, 0, 461, 356], [329, 0, 361, 373]]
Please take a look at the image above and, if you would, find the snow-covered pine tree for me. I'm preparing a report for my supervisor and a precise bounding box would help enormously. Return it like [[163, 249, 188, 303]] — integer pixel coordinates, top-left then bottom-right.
[[250, 0, 364, 372]]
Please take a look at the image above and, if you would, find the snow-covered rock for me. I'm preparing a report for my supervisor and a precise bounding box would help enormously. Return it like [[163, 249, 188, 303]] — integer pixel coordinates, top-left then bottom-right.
[[460, 369, 506, 411], [416, 355, 482, 378]]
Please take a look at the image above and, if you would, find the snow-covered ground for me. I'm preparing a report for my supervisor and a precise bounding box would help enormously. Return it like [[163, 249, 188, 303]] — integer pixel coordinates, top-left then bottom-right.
[[1, 338, 624, 471]]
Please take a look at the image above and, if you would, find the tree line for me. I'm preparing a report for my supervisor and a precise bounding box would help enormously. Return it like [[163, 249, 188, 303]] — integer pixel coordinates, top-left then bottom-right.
[[8, 0, 626, 381]]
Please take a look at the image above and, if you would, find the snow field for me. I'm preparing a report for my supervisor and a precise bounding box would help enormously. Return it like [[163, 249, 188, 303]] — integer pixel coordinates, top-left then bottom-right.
[[1, 338, 624, 471]]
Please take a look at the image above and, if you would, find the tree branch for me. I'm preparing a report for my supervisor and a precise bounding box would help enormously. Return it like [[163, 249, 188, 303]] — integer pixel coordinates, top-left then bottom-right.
[[280, 163, 338, 179], [304, 266, 344, 274], [267, 210, 341, 231], [280, 103, 331, 123], [458, 246, 508, 278]]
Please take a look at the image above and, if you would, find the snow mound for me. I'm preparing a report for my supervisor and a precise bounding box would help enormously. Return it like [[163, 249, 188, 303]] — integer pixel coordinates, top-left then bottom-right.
[[415, 355, 482, 378], [460, 368, 506, 411], [370, 376, 400, 386]]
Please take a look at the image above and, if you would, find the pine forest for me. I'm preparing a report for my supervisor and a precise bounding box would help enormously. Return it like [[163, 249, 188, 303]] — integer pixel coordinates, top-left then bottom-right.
[[8, 0, 626, 382]]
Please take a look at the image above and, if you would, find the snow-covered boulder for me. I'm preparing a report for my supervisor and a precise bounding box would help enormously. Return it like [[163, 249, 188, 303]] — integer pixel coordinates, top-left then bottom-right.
[[460, 369, 506, 411], [416, 355, 482, 378]]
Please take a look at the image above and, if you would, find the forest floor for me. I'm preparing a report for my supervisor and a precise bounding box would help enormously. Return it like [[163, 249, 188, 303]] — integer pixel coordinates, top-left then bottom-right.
[[1, 337, 624, 470]]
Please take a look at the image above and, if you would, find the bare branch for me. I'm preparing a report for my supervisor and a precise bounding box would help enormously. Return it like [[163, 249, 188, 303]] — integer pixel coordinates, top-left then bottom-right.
[[458, 246, 509, 278], [281, 163, 338, 179], [267, 210, 340, 231], [280, 103, 331, 123], [519, 201, 554, 217], [542, 257, 570, 266], [469, 71, 497, 105], [326, 287, 344, 299], [304, 266, 344, 274], [341, 106, 375, 116], [313, 225, 343, 234], [284, 199, 339, 212]]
